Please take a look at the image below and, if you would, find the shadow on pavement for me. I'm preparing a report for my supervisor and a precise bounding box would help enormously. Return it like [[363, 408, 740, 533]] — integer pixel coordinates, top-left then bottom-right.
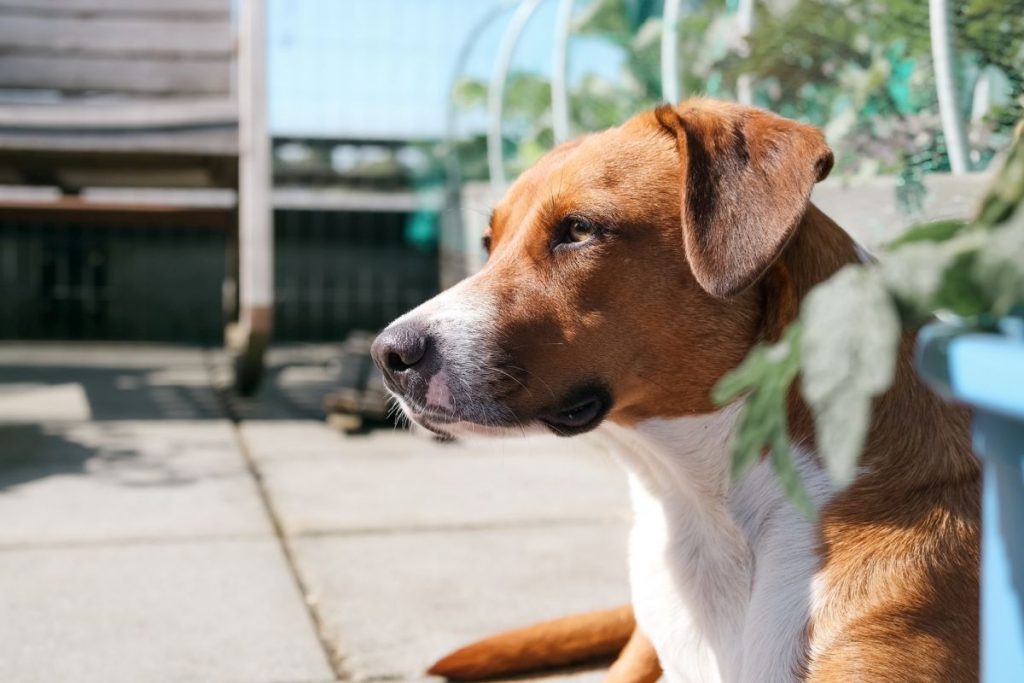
[[0, 364, 222, 421], [0, 420, 221, 493]]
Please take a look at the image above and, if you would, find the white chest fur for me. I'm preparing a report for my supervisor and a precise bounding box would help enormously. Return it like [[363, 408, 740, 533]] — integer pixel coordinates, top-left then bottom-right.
[[600, 409, 833, 683]]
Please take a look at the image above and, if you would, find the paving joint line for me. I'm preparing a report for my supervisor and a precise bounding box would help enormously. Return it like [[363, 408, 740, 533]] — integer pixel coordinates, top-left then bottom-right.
[[204, 350, 350, 682]]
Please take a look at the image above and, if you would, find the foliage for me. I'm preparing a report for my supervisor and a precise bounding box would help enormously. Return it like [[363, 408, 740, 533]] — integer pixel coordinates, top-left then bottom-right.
[[712, 323, 816, 515], [799, 266, 901, 486], [451, 0, 1024, 192], [731, 0, 1023, 177], [715, 128, 1024, 508]]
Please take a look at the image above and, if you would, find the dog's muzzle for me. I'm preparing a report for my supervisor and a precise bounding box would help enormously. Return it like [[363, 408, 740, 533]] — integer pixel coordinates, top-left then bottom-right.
[[372, 312, 611, 437]]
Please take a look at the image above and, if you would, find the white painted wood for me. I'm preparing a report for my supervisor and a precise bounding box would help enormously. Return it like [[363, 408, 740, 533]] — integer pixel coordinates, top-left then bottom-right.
[[237, 0, 273, 313], [81, 187, 235, 208], [0, 99, 236, 130], [0, 15, 232, 58], [0, 0, 228, 17], [0, 185, 442, 213], [0, 55, 231, 95], [0, 128, 238, 156]]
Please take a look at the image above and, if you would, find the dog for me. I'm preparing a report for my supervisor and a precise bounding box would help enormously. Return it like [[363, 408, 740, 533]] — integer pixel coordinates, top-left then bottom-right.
[[371, 99, 980, 682]]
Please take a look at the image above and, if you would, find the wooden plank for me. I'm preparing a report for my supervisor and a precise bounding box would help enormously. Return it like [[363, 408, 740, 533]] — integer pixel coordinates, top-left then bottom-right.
[[83, 187, 235, 207], [0, 150, 238, 186], [58, 167, 218, 189], [0, 0, 228, 19], [0, 127, 238, 157], [0, 196, 234, 228], [0, 15, 233, 59], [0, 99, 237, 130], [0, 55, 231, 95], [0, 184, 235, 207]]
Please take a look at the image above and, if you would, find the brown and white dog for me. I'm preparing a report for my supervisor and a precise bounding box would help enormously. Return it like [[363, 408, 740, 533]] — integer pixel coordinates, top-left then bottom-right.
[[371, 100, 980, 682]]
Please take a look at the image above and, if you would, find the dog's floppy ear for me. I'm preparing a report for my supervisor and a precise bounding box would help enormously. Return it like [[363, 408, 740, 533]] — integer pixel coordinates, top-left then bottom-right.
[[654, 101, 833, 298]]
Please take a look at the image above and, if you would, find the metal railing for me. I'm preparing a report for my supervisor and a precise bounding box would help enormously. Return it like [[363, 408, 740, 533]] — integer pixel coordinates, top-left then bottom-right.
[[478, 0, 977, 185]]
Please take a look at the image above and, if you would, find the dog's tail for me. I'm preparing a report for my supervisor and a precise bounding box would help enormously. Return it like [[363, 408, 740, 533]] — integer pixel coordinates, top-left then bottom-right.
[[427, 604, 642, 681]]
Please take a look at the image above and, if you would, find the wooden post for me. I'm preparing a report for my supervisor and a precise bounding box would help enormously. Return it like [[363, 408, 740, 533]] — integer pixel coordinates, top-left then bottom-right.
[[232, 0, 272, 394]]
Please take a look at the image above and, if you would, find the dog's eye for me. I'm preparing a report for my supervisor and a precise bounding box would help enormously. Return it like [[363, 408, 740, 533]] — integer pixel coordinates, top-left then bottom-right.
[[556, 217, 598, 249], [567, 218, 594, 243]]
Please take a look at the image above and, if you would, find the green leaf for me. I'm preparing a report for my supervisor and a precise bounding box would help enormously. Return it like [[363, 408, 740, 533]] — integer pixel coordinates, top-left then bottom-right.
[[975, 210, 1024, 315], [800, 266, 901, 486], [452, 79, 487, 109], [770, 433, 817, 519], [713, 323, 811, 513], [879, 241, 955, 319], [977, 135, 1024, 229], [887, 219, 967, 248], [933, 251, 993, 317]]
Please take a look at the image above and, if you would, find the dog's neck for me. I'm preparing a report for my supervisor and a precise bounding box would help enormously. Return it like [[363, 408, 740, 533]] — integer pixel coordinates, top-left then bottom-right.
[[777, 204, 976, 491], [600, 405, 833, 683], [597, 205, 976, 682]]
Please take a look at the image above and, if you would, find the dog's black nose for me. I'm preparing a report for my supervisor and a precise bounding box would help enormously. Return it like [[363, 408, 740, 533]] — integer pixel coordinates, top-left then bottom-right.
[[371, 322, 429, 388]]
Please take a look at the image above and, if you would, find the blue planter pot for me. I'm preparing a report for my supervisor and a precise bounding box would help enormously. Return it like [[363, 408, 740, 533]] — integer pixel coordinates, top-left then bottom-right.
[[918, 320, 1024, 682]]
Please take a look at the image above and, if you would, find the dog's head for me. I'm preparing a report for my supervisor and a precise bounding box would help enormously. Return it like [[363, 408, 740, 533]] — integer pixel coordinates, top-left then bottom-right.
[[372, 100, 832, 437]]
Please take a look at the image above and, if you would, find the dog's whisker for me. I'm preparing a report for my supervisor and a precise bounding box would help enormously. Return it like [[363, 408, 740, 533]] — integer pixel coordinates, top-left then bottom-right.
[[484, 364, 532, 397], [507, 364, 557, 399], [633, 371, 674, 395], [506, 341, 567, 350]]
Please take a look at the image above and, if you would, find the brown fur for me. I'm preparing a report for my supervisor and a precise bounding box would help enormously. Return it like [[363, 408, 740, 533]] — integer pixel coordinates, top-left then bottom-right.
[[429, 99, 979, 681]]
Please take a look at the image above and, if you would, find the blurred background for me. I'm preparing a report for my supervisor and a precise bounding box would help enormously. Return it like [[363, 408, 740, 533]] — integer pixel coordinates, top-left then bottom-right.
[[0, 1, 1020, 682]]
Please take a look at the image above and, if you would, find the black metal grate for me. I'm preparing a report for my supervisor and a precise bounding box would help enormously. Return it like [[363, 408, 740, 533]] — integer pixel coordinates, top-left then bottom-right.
[[0, 221, 226, 343], [0, 209, 439, 343], [273, 208, 439, 341]]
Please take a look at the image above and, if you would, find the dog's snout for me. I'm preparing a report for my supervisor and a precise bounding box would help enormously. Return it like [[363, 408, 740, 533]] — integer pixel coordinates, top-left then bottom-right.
[[372, 322, 430, 386]]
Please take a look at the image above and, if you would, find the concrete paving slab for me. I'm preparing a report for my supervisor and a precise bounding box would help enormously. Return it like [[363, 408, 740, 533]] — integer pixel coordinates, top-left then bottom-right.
[[0, 359, 222, 422], [0, 382, 93, 422], [0, 344, 632, 683], [0, 539, 335, 683], [292, 525, 629, 683], [241, 423, 630, 534], [0, 421, 271, 546], [0, 342, 209, 369]]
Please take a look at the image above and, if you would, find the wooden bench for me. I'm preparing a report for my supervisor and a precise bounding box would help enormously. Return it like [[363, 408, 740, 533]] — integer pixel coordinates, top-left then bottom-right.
[[0, 0, 272, 394]]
